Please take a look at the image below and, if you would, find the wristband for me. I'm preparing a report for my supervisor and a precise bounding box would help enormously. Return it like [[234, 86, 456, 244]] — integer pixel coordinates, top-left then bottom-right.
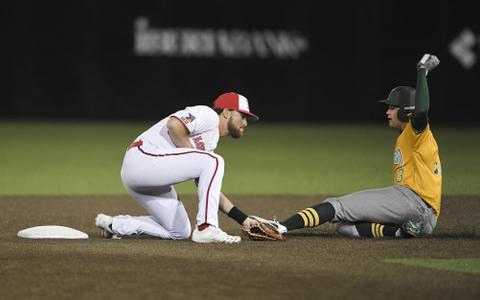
[[227, 206, 248, 225]]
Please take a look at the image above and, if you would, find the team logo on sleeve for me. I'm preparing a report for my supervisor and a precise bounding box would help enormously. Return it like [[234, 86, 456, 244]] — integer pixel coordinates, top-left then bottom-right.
[[180, 113, 196, 124], [393, 148, 404, 166]]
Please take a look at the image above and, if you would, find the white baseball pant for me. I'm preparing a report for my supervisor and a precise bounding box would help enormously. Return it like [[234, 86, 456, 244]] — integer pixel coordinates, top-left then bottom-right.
[[112, 141, 225, 239]]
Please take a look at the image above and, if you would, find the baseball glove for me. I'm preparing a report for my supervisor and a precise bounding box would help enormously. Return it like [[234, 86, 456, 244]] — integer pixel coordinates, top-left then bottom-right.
[[242, 217, 285, 241]]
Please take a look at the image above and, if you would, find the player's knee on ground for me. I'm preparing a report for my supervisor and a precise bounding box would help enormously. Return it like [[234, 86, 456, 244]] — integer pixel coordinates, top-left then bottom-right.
[[173, 224, 192, 240]]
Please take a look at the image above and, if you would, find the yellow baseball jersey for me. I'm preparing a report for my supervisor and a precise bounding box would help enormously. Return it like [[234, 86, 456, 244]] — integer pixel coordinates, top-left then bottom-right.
[[393, 122, 442, 216]]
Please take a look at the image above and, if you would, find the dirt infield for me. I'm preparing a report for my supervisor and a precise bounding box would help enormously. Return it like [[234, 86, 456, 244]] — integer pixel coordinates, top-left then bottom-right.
[[1, 195, 479, 299]]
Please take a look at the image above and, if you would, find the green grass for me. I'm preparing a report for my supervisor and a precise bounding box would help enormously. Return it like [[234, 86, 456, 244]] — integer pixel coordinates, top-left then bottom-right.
[[385, 258, 480, 274], [1, 121, 479, 196]]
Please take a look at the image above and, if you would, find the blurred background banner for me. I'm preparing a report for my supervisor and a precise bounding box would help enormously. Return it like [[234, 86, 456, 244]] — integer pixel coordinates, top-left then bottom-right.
[[3, 0, 479, 123]]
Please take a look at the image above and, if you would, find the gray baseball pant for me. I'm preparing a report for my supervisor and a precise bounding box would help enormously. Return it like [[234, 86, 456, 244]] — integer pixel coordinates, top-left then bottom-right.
[[324, 186, 437, 237]]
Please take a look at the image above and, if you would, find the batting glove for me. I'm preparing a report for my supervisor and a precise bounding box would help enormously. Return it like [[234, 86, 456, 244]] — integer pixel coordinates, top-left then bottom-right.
[[417, 54, 440, 73]]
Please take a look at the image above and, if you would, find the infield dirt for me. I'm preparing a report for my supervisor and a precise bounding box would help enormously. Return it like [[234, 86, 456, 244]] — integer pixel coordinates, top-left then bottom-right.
[[1, 195, 479, 299]]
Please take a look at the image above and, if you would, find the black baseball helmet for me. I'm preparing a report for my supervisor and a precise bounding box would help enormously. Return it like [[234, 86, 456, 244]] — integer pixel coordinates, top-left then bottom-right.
[[379, 86, 416, 109], [379, 86, 416, 122]]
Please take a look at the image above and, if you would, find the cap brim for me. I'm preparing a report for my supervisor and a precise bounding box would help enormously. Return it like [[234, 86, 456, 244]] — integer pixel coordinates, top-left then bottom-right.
[[238, 110, 259, 121], [379, 98, 391, 105]]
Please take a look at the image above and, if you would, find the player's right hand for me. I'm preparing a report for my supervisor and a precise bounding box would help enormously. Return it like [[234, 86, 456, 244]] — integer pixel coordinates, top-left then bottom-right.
[[242, 217, 259, 231], [417, 54, 440, 73]]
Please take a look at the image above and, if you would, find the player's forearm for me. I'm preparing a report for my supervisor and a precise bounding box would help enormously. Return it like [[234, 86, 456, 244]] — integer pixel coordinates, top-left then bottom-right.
[[219, 192, 234, 214], [220, 193, 249, 225], [412, 68, 430, 131], [171, 135, 193, 148], [167, 118, 193, 148], [415, 68, 430, 114]]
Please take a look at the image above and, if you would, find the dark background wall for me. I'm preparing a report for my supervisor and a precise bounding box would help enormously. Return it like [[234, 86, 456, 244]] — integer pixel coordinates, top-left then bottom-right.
[[3, 0, 479, 123]]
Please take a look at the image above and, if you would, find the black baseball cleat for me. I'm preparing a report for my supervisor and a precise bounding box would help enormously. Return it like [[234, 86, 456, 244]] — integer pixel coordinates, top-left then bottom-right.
[[401, 220, 425, 237]]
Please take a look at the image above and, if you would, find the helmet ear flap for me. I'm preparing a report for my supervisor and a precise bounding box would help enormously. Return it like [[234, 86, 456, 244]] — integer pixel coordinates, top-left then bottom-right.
[[397, 106, 414, 122], [397, 108, 409, 122]]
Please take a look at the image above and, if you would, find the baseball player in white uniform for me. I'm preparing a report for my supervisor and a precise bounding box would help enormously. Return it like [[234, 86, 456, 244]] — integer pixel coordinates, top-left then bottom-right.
[[96, 92, 260, 244]]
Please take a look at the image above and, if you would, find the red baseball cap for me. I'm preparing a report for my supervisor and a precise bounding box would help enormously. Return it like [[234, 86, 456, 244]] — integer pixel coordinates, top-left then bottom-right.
[[213, 92, 259, 121]]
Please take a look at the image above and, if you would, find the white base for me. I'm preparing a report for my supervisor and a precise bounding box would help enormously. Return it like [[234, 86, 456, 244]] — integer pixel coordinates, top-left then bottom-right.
[[17, 225, 89, 239]]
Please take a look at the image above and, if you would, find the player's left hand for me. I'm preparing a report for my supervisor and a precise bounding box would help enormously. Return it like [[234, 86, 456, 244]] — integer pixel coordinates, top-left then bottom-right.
[[242, 216, 285, 241], [417, 54, 440, 73], [242, 217, 259, 231]]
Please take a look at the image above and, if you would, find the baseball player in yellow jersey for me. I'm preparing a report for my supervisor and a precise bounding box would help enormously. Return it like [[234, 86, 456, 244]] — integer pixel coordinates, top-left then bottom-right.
[[260, 54, 442, 238]]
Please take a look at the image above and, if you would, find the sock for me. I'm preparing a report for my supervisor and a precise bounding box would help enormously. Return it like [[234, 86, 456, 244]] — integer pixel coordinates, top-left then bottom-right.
[[280, 202, 335, 231], [354, 222, 399, 238], [198, 223, 209, 231]]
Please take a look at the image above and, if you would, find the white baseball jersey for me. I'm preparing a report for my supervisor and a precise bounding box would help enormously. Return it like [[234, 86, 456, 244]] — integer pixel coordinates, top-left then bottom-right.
[[136, 105, 220, 151]]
